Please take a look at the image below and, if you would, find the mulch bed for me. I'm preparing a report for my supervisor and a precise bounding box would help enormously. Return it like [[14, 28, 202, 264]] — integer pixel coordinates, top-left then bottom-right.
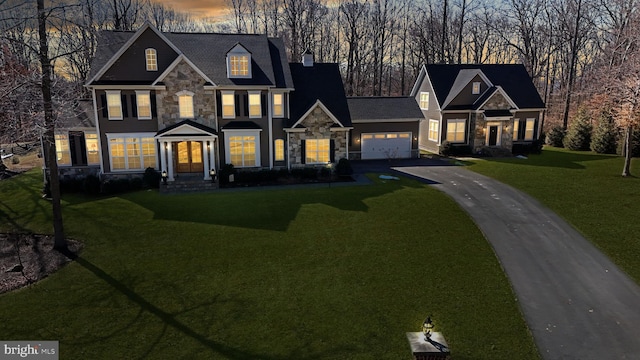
[[0, 233, 83, 294]]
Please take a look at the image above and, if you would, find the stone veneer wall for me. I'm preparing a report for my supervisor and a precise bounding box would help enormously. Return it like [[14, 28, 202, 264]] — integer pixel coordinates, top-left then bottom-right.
[[472, 92, 514, 152], [288, 107, 348, 166], [156, 60, 216, 130], [482, 92, 511, 110]]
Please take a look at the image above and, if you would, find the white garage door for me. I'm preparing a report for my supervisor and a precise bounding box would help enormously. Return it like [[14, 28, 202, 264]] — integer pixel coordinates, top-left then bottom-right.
[[361, 132, 412, 160]]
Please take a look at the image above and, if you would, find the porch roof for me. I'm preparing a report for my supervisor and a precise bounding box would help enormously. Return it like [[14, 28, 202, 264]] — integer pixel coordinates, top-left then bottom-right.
[[155, 120, 217, 138]]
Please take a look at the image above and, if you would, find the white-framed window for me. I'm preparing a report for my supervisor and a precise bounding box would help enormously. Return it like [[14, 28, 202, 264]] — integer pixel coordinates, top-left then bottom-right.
[[249, 91, 261, 118], [513, 119, 520, 141], [446, 119, 466, 143], [177, 90, 194, 118], [224, 130, 261, 167], [145, 48, 157, 71], [525, 118, 535, 140], [275, 139, 284, 161], [222, 91, 235, 119], [107, 133, 157, 171], [85, 133, 100, 165], [306, 139, 330, 164], [227, 44, 251, 78], [428, 119, 439, 142], [136, 91, 152, 119], [420, 92, 429, 110], [472, 82, 481, 95], [272, 93, 284, 117], [106, 91, 122, 120], [55, 134, 71, 166]]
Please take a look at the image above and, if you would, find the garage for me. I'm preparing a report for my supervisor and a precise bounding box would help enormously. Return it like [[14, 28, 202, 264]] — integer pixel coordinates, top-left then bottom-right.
[[361, 132, 412, 159]]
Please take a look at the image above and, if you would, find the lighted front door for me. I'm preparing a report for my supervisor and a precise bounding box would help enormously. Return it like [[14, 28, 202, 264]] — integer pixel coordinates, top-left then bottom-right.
[[176, 141, 203, 173], [488, 126, 499, 146]]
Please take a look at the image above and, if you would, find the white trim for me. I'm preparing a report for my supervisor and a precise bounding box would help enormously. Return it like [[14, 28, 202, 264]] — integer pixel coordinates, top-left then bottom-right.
[[485, 122, 503, 146], [105, 90, 123, 120], [351, 118, 421, 123], [419, 91, 429, 110], [176, 90, 195, 119], [268, 92, 274, 168], [91, 88, 105, 174], [304, 138, 331, 164], [248, 91, 262, 118], [152, 54, 216, 86], [289, 100, 345, 129], [154, 123, 218, 139], [475, 86, 519, 110], [428, 119, 439, 142], [272, 92, 284, 118], [445, 118, 467, 143], [525, 118, 536, 141], [224, 130, 261, 168], [105, 132, 158, 172], [145, 48, 158, 71], [329, 127, 352, 132], [87, 85, 166, 90], [135, 90, 152, 120], [472, 81, 481, 94], [274, 139, 285, 161], [221, 90, 235, 119], [86, 22, 182, 85], [442, 69, 493, 109], [226, 44, 252, 79]]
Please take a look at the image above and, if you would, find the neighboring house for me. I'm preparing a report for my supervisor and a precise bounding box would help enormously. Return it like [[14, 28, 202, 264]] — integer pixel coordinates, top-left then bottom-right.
[[347, 97, 422, 160], [410, 64, 545, 155]]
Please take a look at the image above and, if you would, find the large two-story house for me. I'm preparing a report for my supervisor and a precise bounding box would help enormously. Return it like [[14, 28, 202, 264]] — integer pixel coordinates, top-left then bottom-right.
[[410, 64, 545, 155]]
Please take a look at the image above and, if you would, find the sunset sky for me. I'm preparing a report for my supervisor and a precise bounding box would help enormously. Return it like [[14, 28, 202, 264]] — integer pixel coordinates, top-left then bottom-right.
[[156, 0, 229, 18]]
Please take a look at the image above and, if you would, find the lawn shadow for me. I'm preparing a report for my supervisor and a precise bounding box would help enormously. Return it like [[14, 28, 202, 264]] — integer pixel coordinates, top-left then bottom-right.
[[462, 147, 619, 169], [65, 252, 358, 360], [121, 176, 420, 232], [0, 172, 51, 231]]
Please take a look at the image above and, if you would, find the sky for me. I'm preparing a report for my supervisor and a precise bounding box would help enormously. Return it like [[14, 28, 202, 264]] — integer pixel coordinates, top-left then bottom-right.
[[156, 0, 229, 19]]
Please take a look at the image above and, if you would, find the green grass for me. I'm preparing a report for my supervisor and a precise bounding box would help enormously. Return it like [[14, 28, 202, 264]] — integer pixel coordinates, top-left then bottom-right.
[[0, 171, 539, 360], [466, 146, 640, 284]]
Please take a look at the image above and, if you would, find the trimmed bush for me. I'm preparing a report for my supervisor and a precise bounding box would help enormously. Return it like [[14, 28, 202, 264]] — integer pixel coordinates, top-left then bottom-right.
[[219, 163, 236, 185], [546, 126, 566, 147], [563, 107, 593, 151], [83, 175, 101, 195], [143, 167, 161, 189], [335, 158, 353, 177], [590, 109, 617, 154]]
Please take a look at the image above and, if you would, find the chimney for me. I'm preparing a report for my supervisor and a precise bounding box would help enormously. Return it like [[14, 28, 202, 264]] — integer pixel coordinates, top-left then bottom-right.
[[302, 49, 314, 67]]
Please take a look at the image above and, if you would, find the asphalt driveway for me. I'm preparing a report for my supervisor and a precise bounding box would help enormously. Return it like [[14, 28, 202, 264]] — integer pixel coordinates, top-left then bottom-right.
[[360, 160, 640, 360]]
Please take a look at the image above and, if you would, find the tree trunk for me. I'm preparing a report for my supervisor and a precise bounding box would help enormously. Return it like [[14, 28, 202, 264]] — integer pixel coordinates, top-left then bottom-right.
[[38, 0, 67, 251], [622, 124, 632, 177]]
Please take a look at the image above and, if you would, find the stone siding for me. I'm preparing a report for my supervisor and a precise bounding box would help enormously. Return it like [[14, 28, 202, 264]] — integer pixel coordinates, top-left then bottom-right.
[[288, 107, 348, 166], [157, 60, 216, 130], [483, 92, 511, 110]]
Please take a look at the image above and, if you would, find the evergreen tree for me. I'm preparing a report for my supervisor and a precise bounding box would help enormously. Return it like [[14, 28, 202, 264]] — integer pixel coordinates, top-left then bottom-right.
[[591, 108, 617, 154], [563, 107, 593, 151], [546, 126, 566, 147]]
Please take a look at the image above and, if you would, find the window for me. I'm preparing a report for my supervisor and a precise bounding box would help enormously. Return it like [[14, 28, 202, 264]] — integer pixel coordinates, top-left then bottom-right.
[[222, 91, 235, 119], [306, 139, 330, 164], [420, 92, 429, 110], [85, 133, 100, 165], [107, 134, 157, 171], [145, 48, 157, 71], [177, 91, 194, 118], [106, 91, 122, 120], [136, 91, 152, 119], [513, 119, 520, 141], [249, 91, 261, 118], [230, 55, 249, 77], [55, 134, 71, 166], [228, 135, 258, 167], [428, 119, 439, 142], [525, 118, 535, 140], [275, 139, 284, 161], [446, 119, 466, 143], [472, 82, 481, 95], [273, 93, 284, 117]]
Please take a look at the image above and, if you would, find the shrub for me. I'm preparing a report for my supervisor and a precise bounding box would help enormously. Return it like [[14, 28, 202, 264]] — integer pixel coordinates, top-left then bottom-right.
[[219, 163, 236, 186], [335, 158, 353, 177], [546, 126, 566, 147], [439, 141, 452, 156], [83, 175, 101, 195], [590, 109, 617, 154], [563, 107, 593, 151], [11, 156, 19, 165], [143, 167, 161, 189], [440, 142, 471, 157], [102, 179, 133, 194]]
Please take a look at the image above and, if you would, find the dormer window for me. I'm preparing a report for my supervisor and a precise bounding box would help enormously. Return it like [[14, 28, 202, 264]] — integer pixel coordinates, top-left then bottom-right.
[[227, 44, 251, 78], [145, 48, 157, 71], [472, 82, 481, 95]]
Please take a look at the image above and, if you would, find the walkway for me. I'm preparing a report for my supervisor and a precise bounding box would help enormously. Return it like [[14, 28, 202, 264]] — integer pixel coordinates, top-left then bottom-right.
[[387, 163, 640, 360]]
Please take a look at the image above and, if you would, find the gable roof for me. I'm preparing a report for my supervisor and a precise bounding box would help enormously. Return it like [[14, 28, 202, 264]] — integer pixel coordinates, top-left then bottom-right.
[[421, 64, 545, 110], [288, 63, 351, 127], [87, 24, 293, 88], [347, 97, 423, 121], [155, 119, 217, 137]]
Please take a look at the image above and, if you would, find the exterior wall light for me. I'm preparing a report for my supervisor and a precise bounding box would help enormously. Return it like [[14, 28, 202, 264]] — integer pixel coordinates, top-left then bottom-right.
[[161, 170, 168, 184], [422, 316, 434, 340], [209, 168, 216, 182]]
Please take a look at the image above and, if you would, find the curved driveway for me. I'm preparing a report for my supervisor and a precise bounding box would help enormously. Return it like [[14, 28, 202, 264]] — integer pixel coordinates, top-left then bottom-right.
[[391, 164, 640, 360]]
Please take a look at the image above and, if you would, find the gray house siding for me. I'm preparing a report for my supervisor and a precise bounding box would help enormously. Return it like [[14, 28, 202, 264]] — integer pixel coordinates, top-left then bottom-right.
[[447, 74, 488, 108]]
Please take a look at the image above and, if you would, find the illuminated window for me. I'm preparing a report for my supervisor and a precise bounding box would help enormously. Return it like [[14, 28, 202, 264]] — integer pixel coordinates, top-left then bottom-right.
[[249, 91, 261, 118], [513, 119, 520, 140], [106, 91, 122, 120], [513, 119, 536, 141], [222, 91, 235, 119], [446, 119, 466, 143], [428, 120, 439, 141], [136, 91, 152, 119], [230, 55, 249, 76], [177, 90, 194, 118], [472, 82, 481, 94], [108, 134, 157, 171], [420, 92, 429, 110], [55, 134, 71, 166], [275, 139, 284, 161], [228, 135, 257, 167], [145, 48, 157, 71], [85, 133, 100, 165], [306, 139, 330, 163], [273, 93, 284, 117], [525, 118, 535, 140]]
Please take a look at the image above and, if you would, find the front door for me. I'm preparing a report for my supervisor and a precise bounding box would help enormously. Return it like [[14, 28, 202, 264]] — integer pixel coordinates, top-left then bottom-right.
[[176, 141, 203, 173], [488, 126, 498, 146]]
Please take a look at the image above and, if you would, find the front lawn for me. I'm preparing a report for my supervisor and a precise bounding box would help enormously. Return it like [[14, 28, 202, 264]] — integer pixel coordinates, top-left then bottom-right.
[[466, 147, 640, 283], [0, 171, 539, 359]]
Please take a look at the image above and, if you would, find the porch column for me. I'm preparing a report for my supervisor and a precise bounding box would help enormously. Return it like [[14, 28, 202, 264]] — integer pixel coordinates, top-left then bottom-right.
[[203, 140, 210, 180], [209, 139, 216, 173], [160, 140, 168, 175], [166, 141, 175, 181]]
